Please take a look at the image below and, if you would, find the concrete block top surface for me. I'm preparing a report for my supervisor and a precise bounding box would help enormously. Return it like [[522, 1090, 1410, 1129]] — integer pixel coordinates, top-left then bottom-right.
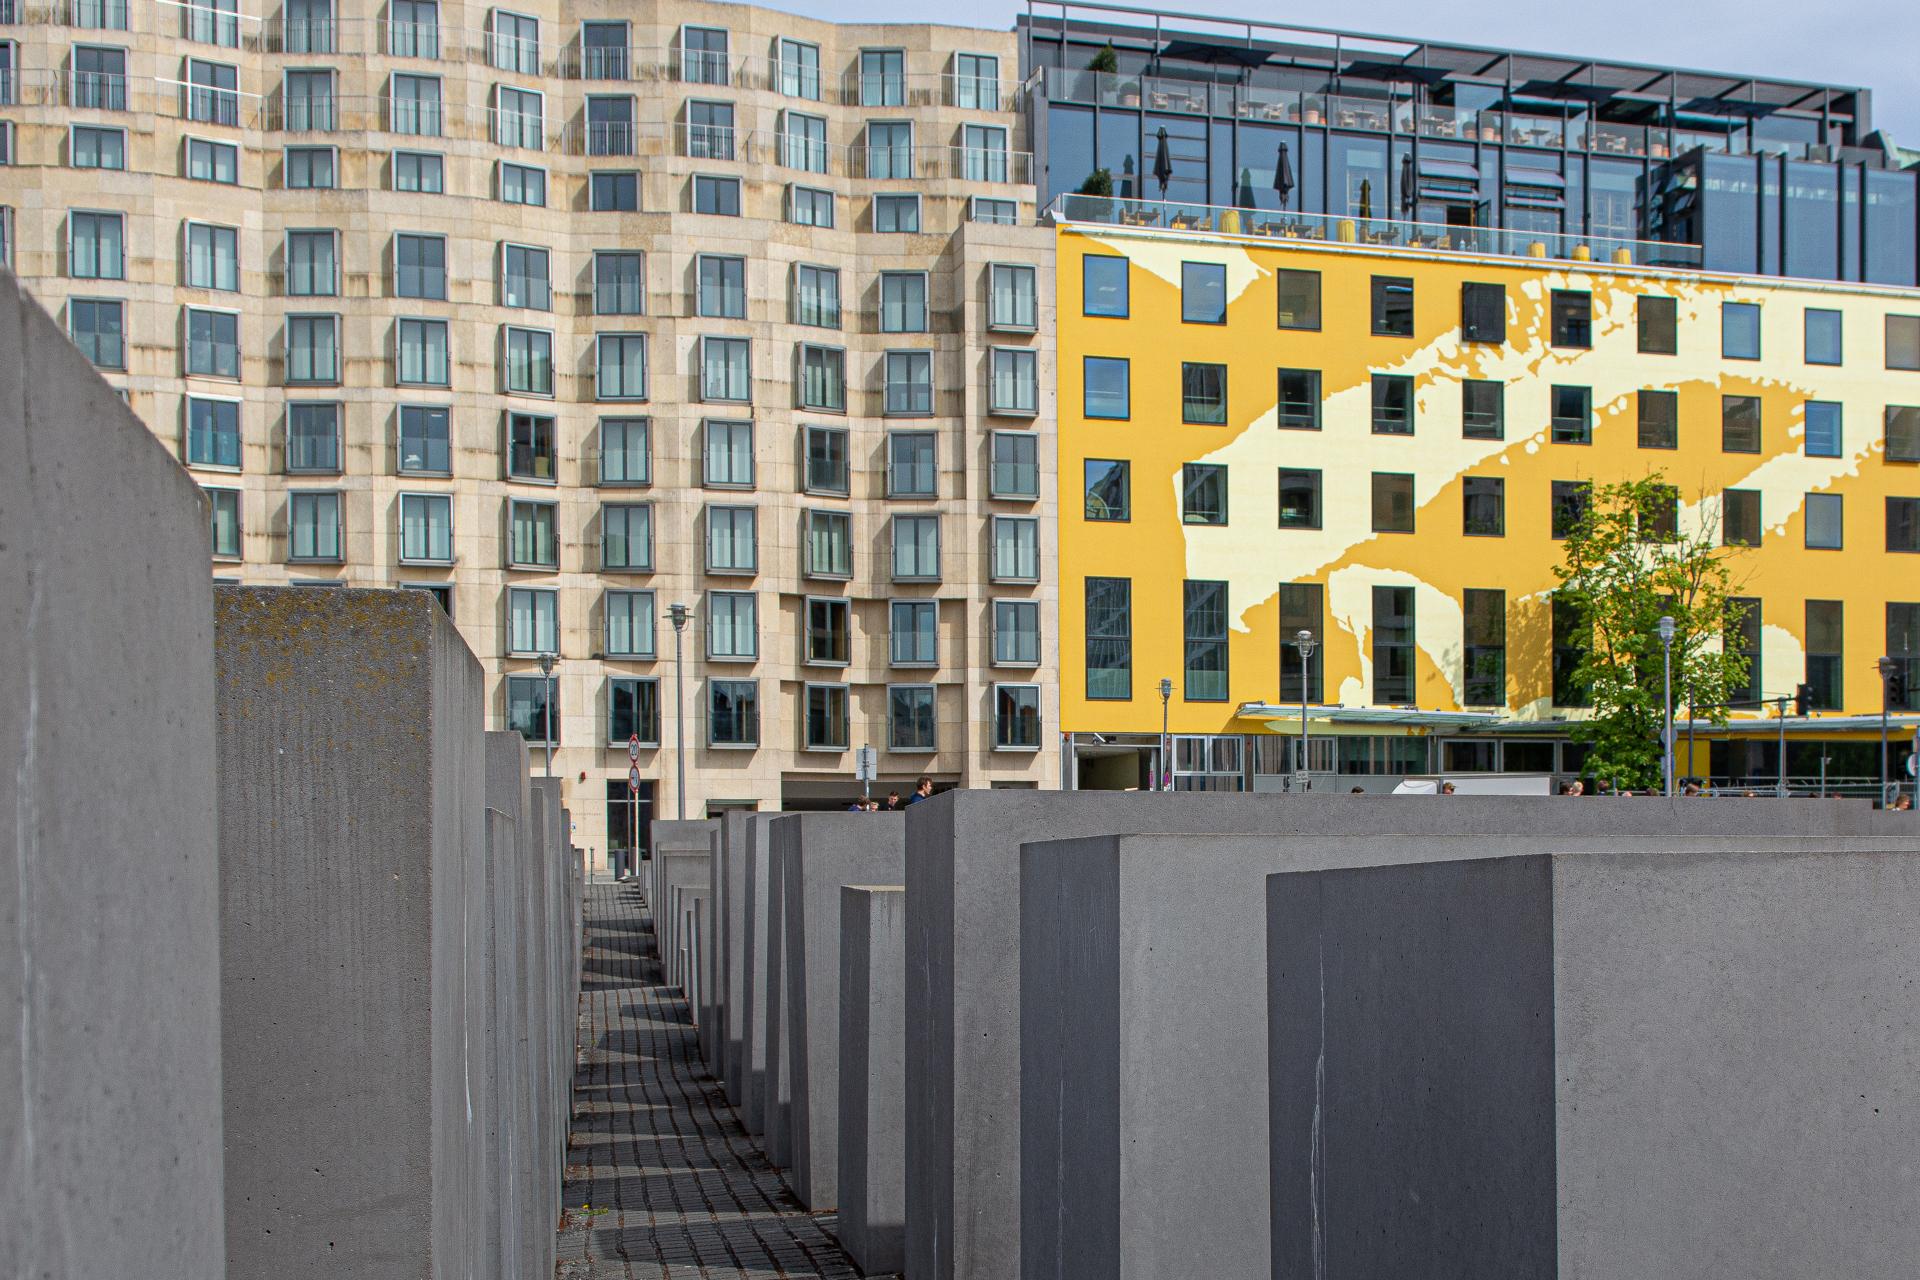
[[216, 585, 481, 694]]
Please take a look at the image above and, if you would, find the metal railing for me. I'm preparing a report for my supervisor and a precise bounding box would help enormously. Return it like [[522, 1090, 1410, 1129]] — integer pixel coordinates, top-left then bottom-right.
[[1049, 193, 1704, 269], [550, 42, 1022, 109]]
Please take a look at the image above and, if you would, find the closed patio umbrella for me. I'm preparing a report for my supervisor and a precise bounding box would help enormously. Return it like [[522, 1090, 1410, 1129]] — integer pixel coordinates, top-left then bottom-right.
[[1272, 141, 1294, 210], [1237, 167, 1256, 211], [1152, 126, 1173, 199], [1358, 177, 1373, 220], [1400, 152, 1415, 214]]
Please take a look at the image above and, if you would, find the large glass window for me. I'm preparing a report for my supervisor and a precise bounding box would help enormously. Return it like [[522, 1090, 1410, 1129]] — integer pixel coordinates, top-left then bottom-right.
[[1371, 472, 1414, 533], [887, 431, 937, 497], [866, 121, 912, 179], [1463, 477, 1504, 536], [586, 95, 635, 156], [1805, 492, 1843, 549], [1551, 385, 1591, 444], [989, 263, 1037, 330], [1889, 498, 1920, 553], [397, 318, 449, 385], [889, 685, 936, 752], [991, 348, 1038, 415], [495, 160, 543, 204], [1372, 586, 1415, 704], [860, 48, 905, 106], [185, 308, 240, 378], [398, 150, 446, 193], [1462, 380, 1503, 440], [1552, 595, 1589, 707], [186, 59, 238, 125], [1722, 394, 1762, 453], [399, 405, 448, 474], [794, 264, 840, 327], [1722, 301, 1761, 360], [995, 599, 1039, 666], [805, 601, 850, 666], [1182, 580, 1228, 701], [701, 419, 754, 488], [889, 599, 937, 666], [705, 505, 756, 573], [699, 336, 748, 402], [506, 587, 557, 654], [1550, 290, 1591, 348], [1278, 468, 1321, 529], [388, 0, 439, 58], [599, 333, 649, 400], [506, 676, 557, 746], [1727, 598, 1762, 706], [799, 345, 846, 412], [955, 51, 999, 108], [803, 684, 849, 749], [390, 73, 443, 136], [778, 38, 820, 99], [1182, 463, 1226, 525], [698, 254, 747, 318], [881, 271, 928, 332], [288, 491, 342, 561], [1462, 588, 1505, 706], [186, 136, 235, 181], [1279, 584, 1323, 702], [206, 487, 242, 558], [1461, 282, 1505, 343], [1805, 600, 1843, 710], [1805, 401, 1843, 458], [1083, 357, 1129, 419], [605, 590, 655, 658], [1371, 275, 1413, 336], [682, 25, 730, 84], [594, 251, 644, 315], [1276, 269, 1320, 330], [507, 499, 556, 567], [1638, 390, 1678, 449], [501, 243, 551, 309], [68, 298, 123, 369], [71, 45, 127, 111], [286, 314, 339, 384], [1086, 576, 1131, 699], [1083, 459, 1129, 521], [609, 678, 661, 747], [1277, 368, 1319, 431], [507, 411, 556, 481], [1886, 406, 1920, 462], [960, 123, 1007, 182], [185, 397, 241, 468], [788, 184, 834, 228], [1182, 363, 1226, 424], [493, 85, 542, 149], [1083, 254, 1128, 317], [1888, 315, 1920, 371], [1805, 309, 1843, 365], [488, 9, 539, 74], [185, 222, 238, 291], [601, 502, 652, 570], [285, 145, 336, 189], [1723, 488, 1762, 547], [994, 684, 1041, 749], [74, 124, 127, 170], [1638, 295, 1678, 354], [503, 326, 554, 395], [706, 592, 757, 661], [599, 417, 649, 486], [873, 193, 919, 232], [1888, 603, 1920, 711], [992, 516, 1038, 581], [805, 425, 848, 494], [398, 492, 451, 563], [990, 432, 1038, 499], [884, 350, 933, 415], [286, 401, 340, 471], [806, 510, 851, 579], [395, 233, 447, 299], [692, 174, 738, 215], [892, 515, 939, 580], [1372, 375, 1413, 435], [1181, 261, 1226, 324]]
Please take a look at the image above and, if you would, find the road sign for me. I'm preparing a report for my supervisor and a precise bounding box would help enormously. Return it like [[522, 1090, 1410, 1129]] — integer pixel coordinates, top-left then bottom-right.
[[855, 745, 878, 782], [628, 764, 641, 792], [628, 734, 641, 763]]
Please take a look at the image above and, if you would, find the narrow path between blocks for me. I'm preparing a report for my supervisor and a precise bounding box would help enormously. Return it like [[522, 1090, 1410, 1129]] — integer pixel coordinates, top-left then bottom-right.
[[557, 883, 890, 1279]]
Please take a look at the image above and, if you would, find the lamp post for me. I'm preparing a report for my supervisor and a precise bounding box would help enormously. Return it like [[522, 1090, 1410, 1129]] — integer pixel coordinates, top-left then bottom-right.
[[536, 651, 556, 778], [669, 603, 690, 819], [1880, 655, 1896, 806], [1157, 677, 1172, 792], [1293, 628, 1318, 792], [1657, 615, 1676, 798]]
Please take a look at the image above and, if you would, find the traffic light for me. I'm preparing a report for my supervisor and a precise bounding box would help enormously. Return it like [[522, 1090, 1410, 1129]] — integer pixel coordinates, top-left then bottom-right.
[[1889, 669, 1908, 708], [1793, 683, 1813, 717]]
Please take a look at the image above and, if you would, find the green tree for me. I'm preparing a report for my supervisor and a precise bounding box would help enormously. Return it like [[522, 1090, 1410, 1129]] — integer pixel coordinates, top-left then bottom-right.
[[1551, 473, 1752, 790]]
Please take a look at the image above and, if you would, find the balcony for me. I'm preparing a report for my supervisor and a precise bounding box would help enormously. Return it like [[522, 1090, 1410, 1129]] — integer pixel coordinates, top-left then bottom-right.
[[1048, 194, 1704, 271]]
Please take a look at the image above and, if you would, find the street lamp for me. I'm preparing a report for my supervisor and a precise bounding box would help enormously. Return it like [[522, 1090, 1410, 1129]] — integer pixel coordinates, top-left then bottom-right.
[[536, 651, 556, 778], [1880, 655, 1897, 806], [1292, 628, 1318, 792], [1157, 678, 1173, 792], [1657, 615, 1676, 798], [669, 603, 690, 820]]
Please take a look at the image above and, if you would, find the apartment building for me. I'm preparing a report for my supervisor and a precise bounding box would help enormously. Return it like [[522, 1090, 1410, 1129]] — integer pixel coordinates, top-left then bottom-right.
[[0, 0, 1059, 854]]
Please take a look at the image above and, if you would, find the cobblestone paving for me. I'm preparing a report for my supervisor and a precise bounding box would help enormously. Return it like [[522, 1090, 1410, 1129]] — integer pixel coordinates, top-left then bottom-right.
[[556, 883, 889, 1279]]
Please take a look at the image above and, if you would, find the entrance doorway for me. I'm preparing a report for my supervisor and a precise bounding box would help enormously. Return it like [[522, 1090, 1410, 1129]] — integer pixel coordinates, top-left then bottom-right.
[[606, 778, 655, 879]]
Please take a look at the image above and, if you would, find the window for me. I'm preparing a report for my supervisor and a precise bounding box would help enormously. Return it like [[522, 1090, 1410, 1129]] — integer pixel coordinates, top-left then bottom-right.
[[1083, 255, 1128, 317], [504, 327, 554, 396], [866, 121, 912, 179], [1805, 600, 1843, 710], [1080, 356, 1130, 420], [1723, 488, 1761, 546], [1806, 309, 1842, 365], [395, 234, 447, 300], [790, 264, 839, 328], [1886, 406, 1920, 462], [1551, 480, 1591, 540], [68, 211, 122, 281], [283, 0, 333, 53], [1638, 485, 1679, 542], [1372, 586, 1415, 704], [860, 48, 905, 106], [185, 308, 240, 378], [981, 432, 1034, 500], [186, 397, 240, 468], [388, 0, 439, 58], [586, 94, 635, 155], [992, 516, 1038, 582], [74, 125, 127, 170], [1890, 498, 1920, 553], [601, 502, 652, 570], [390, 73, 442, 136], [687, 101, 737, 159], [1183, 363, 1227, 424], [1371, 275, 1413, 336], [1803, 401, 1843, 458], [1084, 459, 1129, 521], [2, 206, 15, 269], [285, 230, 337, 297], [507, 412, 556, 481], [887, 431, 937, 497], [506, 676, 557, 746], [806, 509, 851, 578], [1085, 577, 1131, 698], [804, 425, 848, 494], [1722, 394, 1761, 453], [1722, 301, 1761, 360], [1372, 375, 1413, 435], [699, 336, 748, 402], [397, 318, 449, 386], [1462, 380, 1503, 440], [594, 251, 644, 315], [186, 136, 236, 182], [805, 600, 850, 666], [488, 9, 539, 74], [994, 684, 1041, 749], [1461, 282, 1505, 343], [1371, 472, 1414, 533], [1276, 269, 1320, 330], [960, 123, 1007, 182], [1727, 598, 1762, 706], [1182, 463, 1227, 525], [496, 160, 545, 205], [955, 50, 999, 108], [1551, 385, 1591, 444], [597, 416, 649, 486], [1888, 315, 1920, 370], [73, 0, 130, 29], [1550, 290, 1591, 347], [398, 405, 449, 474], [285, 145, 336, 189], [1181, 261, 1226, 324], [288, 491, 343, 561], [398, 150, 446, 193], [1463, 476, 1504, 536], [1278, 468, 1321, 529], [398, 493, 452, 563], [778, 38, 820, 99], [886, 599, 938, 667], [892, 514, 939, 580], [780, 109, 827, 172], [1805, 493, 1843, 549], [885, 350, 933, 415], [802, 684, 849, 750], [506, 499, 557, 567], [888, 685, 936, 752], [1638, 294, 1678, 355], [991, 349, 1038, 416], [283, 68, 335, 130], [1279, 583, 1323, 702], [1462, 589, 1505, 706], [1183, 580, 1228, 701], [798, 345, 846, 411], [995, 599, 1039, 666], [1552, 595, 1589, 707], [682, 25, 729, 85], [68, 298, 124, 369], [873, 193, 919, 232], [186, 0, 239, 46], [186, 222, 239, 291], [186, 59, 238, 125], [707, 592, 757, 661], [880, 271, 928, 332], [72, 45, 126, 111], [608, 678, 661, 747], [286, 401, 340, 471], [706, 506, 756, 573], [692, 174, 739, 215], [206, 487, 242, 558], [501, 243, 551, 309], [605, 590, 655, 658], [1638, 389, 1678, 449], [698, 254, 746, 318], [1258, 369, 1318, 435], [788, 184, 834, 227], [599, 334, 649, 401]]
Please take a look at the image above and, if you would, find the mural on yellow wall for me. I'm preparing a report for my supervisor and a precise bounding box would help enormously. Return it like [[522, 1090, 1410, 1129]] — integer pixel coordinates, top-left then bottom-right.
[[1056, 224, 1920, 737]]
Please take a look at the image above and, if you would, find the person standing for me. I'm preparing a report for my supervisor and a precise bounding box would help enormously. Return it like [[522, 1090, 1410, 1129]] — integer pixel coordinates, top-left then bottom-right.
[[884, 790, 903, 810], [907, 775, 934, 804]]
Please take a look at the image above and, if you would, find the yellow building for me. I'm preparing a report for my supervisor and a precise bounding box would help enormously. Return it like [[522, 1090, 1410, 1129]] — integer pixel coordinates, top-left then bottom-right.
[[1053, 199, 1920, 794]]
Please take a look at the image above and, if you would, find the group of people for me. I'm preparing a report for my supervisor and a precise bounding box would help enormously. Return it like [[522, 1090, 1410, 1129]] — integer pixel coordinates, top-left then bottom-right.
[[846, 776, 936, 812]]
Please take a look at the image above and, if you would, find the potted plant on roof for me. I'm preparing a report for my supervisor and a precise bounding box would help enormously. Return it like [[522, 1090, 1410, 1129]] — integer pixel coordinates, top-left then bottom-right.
[[1079, 167, 1113, 198], [1087, 42, 1118, 74]]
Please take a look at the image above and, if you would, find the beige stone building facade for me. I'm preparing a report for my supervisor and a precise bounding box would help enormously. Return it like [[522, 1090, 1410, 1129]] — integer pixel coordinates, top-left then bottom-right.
[[0, 0, 1059, 856]]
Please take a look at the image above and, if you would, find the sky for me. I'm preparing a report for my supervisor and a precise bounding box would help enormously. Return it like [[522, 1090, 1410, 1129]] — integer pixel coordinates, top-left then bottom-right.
[[789, 0, 1920, 144]]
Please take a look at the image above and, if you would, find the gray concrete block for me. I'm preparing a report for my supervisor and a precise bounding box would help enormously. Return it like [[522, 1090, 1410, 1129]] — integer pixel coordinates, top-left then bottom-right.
[[216, 586, 487, 1279], [764, 816, 793, 1170], [661, 852, 709, 994], [909, 792, 1906, 1280], [0, 271, 224, 1280], [742, 813, 780, 1135], [839, 886, 908, 1276], [701, 822, 723, 1071], [779, 812, 906, 1209], [527, 780, 567, 1243], [720, 811, 755, 1104], [1268, 846, 1920, 1280]]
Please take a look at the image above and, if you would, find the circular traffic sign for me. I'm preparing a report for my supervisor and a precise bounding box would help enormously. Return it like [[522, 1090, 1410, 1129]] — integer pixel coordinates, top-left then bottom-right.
[[627, 734, 641, 763], [628, 764, 642, 792]]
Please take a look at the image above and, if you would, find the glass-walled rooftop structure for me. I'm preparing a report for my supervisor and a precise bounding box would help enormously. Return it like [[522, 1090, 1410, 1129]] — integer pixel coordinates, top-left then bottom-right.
[[1022, 1, 1920, 283]]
